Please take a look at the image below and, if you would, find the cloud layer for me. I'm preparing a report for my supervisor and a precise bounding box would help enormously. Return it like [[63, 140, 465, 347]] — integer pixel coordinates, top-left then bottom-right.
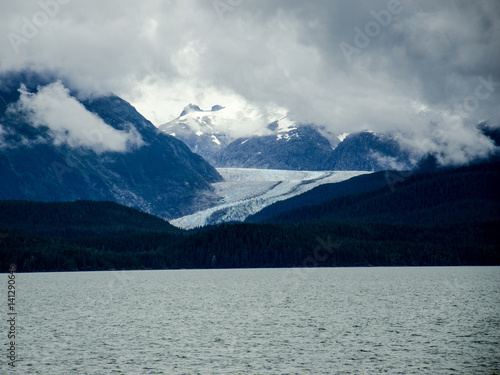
[[1, 0, 499, 164], [9, 81, 144, 153]]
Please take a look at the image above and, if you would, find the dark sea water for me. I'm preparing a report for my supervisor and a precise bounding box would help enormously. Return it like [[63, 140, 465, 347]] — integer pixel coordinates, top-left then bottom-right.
[[4, 267, 499, 374]]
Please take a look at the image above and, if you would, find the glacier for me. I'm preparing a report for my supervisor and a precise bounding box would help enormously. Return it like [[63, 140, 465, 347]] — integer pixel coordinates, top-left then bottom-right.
[[170, 168, 371, 229]]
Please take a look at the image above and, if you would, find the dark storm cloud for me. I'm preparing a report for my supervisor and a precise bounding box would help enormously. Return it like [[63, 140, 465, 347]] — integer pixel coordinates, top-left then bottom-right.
[[1, 0, 499, 164]]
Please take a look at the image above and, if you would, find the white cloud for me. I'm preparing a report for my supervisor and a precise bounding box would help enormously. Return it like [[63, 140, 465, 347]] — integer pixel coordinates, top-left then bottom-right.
[[371, 151, 412, 171], [397, 112, 498, 166], [0, 0, 498, 165], [9, 81, 144, 153]]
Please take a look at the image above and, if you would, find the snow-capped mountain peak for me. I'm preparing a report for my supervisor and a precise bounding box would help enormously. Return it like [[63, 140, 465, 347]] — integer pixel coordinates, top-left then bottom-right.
[[276, 115, 297, 133], [158, 104, 236, 164], [160, 104, 417, 172], [179, 103, 203, 117], [179, 103, 225, 118], [265, 115, 298, 141]]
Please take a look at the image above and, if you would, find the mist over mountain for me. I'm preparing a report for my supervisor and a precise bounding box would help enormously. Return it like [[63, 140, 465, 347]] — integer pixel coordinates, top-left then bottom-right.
[[2, 1, 499, 168], [326, 132, 415, 171], [0, 71, 222, 219], [214, 124, 337, 170], [162, 106, 419, 171]]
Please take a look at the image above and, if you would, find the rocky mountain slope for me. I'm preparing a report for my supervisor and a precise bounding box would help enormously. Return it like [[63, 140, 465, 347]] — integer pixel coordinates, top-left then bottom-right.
[[0, 71, 222, 219], [158, 104, 233, 164], [162, 105, 416, 171]]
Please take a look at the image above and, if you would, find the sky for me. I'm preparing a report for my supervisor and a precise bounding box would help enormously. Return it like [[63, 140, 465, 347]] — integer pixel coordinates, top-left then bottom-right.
[[1, 0, 499, 165]]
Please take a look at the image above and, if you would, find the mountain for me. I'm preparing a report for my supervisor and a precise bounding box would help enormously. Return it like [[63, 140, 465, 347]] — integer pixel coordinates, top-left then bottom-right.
[[0, 71, 222, 219], [214, 125, 415, 171], [213, 118, 339, 170], [162, 107, 416, 171], [160, 103, 500, 174], [327, 131, 414, 171], [246, 171, 391, 223], [254, 161, 500, 226], [478, 122, 500, 146], [158, 104, 234, 164]]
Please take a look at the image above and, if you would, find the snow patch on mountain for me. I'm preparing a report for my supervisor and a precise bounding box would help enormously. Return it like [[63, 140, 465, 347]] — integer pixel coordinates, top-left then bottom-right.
[[170, 168, 371, 229], [338, 132, 350, 142], [276, 115, 296, 133], [211, 135, 221, 145]]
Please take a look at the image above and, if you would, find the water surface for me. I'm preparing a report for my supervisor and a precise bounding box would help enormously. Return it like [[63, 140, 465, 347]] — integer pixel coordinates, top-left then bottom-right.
[[4, 267, 499, 374]]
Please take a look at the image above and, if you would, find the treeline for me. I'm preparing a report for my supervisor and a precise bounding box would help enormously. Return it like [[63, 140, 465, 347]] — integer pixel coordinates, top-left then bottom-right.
[[0, 200, 180, 238], [1, 220, 498, 272], [0, 162, 499, 272]]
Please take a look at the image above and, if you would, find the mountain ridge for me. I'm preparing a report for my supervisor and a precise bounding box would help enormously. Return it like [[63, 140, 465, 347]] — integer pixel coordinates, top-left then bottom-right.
[[161, 103, 417, 171], [0, 71, 222, 219]]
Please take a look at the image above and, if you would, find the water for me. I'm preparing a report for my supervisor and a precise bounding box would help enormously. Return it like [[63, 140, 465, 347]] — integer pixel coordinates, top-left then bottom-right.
[[3, 267, 499, 374]]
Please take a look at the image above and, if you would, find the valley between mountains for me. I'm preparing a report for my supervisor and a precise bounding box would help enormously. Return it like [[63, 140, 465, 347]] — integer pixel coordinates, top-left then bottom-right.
[[0, 71, 499, 272]]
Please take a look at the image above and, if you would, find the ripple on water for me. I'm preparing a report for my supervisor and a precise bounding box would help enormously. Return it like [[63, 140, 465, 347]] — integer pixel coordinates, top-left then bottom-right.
[[5, 267, 500, 374]]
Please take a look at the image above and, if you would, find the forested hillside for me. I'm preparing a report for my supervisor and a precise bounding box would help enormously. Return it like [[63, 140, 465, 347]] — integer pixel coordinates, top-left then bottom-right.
[[256, 162, 500, 226], [0, 200, 180, 237], [247, 171, 390, 222], [1, 219, 497, 271], [1, 162, 499, 272]]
